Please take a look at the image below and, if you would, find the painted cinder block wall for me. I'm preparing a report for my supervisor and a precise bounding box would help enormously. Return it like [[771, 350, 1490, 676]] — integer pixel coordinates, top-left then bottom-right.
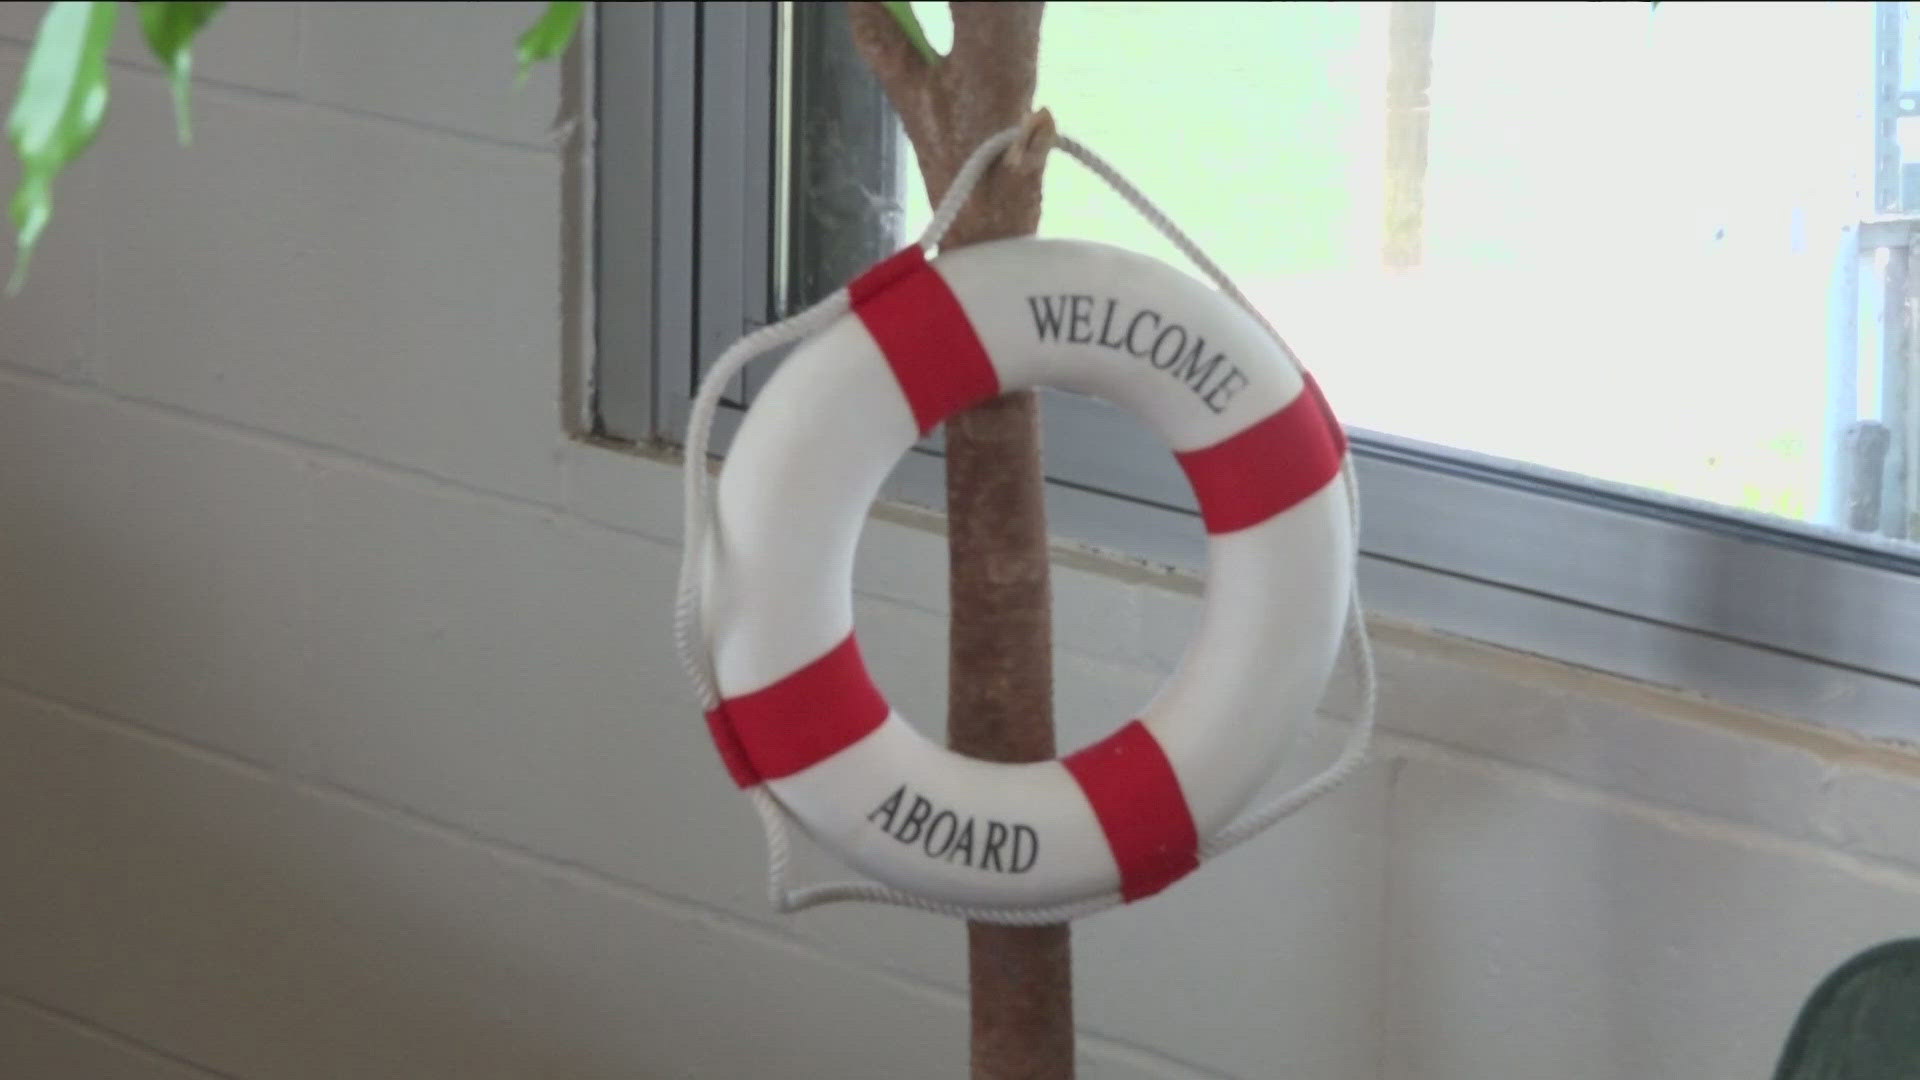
[[2, 5, 1918, 1078]]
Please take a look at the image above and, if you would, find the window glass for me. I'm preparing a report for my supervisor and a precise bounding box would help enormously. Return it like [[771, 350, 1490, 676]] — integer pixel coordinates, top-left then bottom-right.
[[902, 1, 1916, 548]]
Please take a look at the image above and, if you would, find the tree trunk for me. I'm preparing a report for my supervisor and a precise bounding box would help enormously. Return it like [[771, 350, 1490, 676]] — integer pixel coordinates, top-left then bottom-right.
[[848, 4, 1074, 1078]]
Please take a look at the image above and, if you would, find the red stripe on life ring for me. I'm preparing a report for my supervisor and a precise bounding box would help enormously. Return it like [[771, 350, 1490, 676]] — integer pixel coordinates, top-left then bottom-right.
[[851, 247, 1003, 435], [707, 634, 889, 787], [705, 707, 760, 787], [1175, 374, 1349, 535], [1063, 720, 1200, 902]]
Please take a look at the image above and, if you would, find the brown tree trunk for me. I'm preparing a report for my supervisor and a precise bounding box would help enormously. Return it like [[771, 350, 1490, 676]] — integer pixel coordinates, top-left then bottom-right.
[[848, 4, 1074, 1078]]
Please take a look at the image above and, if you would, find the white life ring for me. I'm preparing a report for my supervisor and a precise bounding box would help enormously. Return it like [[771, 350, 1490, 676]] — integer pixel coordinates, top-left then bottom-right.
[[693, 233, 1357, 913]]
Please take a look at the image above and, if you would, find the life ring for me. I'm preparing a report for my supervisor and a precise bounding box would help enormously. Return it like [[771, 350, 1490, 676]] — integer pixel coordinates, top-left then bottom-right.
[[692, 234, 1356, 912]]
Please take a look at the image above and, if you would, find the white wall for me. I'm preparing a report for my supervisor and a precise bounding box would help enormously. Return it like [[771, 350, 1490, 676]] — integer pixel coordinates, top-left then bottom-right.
[[3, 4, 1920, 1078]]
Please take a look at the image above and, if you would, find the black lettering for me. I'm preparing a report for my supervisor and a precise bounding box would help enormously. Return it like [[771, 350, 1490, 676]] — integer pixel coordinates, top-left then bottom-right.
[[1067, 295, 1095, 344], [867, 785, 905, 831], [946, 819, 976, 865], [894, 795, 933, 843], [1173, 336, 1229, 394], [923, 810, 958, 857], [1125, 310, 1160, 357], [1008, 825, 1039, 873], [1149, 324, 1188, 370], [868, 788, 1044, 874], [981, 821, 1010, 872], [1204, 369, 1251, 414], [1097, 298, 1127, 349], [1028, 296, 1068, 340]]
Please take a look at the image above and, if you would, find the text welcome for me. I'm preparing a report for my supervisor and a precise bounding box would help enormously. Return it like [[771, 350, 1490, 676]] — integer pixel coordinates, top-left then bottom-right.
[[1027, 294, 1250, 414]]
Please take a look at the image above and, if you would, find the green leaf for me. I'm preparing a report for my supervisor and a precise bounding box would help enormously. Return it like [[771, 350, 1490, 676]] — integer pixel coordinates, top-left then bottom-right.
[[516, 1, 585, 85], [138, 1, 225, 146], [880, 1, 938, 63], [7, 0, 118, 292]]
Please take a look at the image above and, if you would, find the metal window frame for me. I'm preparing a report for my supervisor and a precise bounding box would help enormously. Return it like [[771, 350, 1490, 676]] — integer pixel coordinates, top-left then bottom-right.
[[595, 2, 1920, 743], [595, 2, 778, 442], [591, 0, 658, 438]]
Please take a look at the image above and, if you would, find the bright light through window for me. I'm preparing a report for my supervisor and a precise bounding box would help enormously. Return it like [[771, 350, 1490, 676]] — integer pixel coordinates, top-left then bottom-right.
[[905, 1, 1914, 547]]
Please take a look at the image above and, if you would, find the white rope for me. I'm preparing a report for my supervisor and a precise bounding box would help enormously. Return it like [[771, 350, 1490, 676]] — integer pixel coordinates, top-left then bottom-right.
[[673, 121, 1377, 924]]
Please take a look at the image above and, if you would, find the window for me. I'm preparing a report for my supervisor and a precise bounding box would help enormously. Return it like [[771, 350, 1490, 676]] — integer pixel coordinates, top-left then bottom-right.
[[595, 2, 1920, 740]]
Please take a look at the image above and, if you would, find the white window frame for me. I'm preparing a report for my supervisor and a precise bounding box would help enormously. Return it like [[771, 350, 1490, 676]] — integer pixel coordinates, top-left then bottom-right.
[[594, 2, 1920, 742]]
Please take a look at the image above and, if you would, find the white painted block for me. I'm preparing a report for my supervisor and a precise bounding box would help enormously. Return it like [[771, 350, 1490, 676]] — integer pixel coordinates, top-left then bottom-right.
[[0, 3, 42, 42], [276, 104, 569, 502], [288, 454, 1179, 938], [85, 69, 311, 424], [1384, 750, 1920, 1080], [1074, 1049, 1209, 1080], [90, 68, 569, 504], [1374, 636, 1851, 855], [0, 673, 1195, 1080], [1075, 749, 1387, 1080], [1817, 759, 1920, 871], [0, 692, 987, 1079], [851, 508, 957, 615], [299, 2, 570, 148], [104, 1, 302, 95], [561, 441, 687, 545], [296, 461, 771, 912], [0, 378, 311, 764], [0, 995, 213, 1080], [1136, 579, 1204, 676]]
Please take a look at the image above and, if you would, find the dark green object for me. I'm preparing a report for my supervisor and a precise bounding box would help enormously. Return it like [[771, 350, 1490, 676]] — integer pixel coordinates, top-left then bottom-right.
[[1773, 939, 1920, 1080]]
